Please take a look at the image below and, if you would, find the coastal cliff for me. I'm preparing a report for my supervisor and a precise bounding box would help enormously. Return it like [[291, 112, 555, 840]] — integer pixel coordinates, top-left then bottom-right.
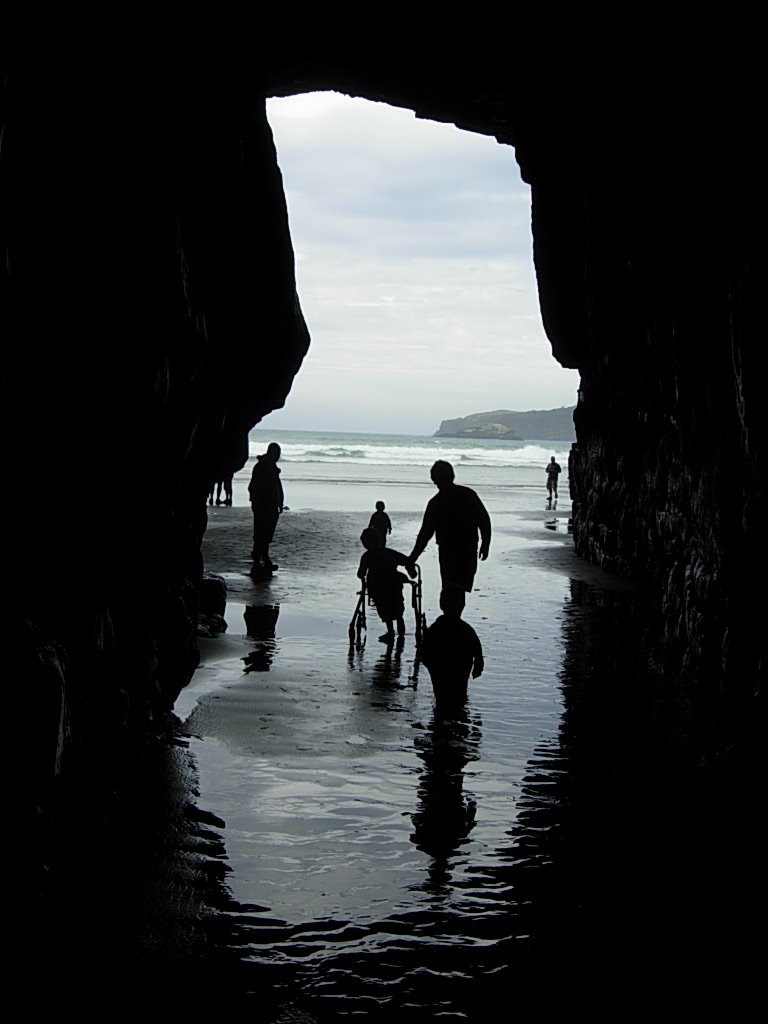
[[435, 407, 576, 441]]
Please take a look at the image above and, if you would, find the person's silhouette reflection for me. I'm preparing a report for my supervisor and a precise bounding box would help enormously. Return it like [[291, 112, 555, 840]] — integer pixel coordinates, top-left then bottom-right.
[[242, 603, 279, 672], [370, 635, 406, 689], [410, 708, 481, 884]]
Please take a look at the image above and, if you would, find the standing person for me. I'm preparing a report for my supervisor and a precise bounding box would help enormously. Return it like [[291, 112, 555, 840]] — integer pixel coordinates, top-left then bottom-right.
[[408, 460, 491, 592], [249, 442, 284, 574], [357, 528, 416, 643], [545, 456, 562, 507], [368, 500, 392, 546], [220, 475, 233, 506], [210, 477, 233, 506], [420, 584, 484, 713]]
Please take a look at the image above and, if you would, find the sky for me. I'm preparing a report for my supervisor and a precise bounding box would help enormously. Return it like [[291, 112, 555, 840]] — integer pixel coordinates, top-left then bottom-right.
[[261, 91, 579, 436]]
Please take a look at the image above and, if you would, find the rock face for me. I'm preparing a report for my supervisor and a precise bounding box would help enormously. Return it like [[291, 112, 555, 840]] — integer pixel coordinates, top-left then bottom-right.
[[435, 407, 575, 441], [2, 32, 763, 820]]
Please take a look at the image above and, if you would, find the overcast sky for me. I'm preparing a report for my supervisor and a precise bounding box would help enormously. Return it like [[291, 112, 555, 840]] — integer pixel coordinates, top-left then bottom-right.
[[261, 92, 579, 436]]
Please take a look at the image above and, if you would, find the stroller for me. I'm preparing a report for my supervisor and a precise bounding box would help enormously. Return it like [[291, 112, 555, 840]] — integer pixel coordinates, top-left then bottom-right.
[[348, 564, 426, 649]]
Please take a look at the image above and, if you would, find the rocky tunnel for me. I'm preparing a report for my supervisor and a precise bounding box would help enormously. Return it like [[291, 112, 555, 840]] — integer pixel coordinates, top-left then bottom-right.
[[2, 41, 763, 881]]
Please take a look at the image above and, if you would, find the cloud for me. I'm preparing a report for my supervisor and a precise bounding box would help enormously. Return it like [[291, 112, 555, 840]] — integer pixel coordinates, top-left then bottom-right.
[[264, 92, 579, 434]]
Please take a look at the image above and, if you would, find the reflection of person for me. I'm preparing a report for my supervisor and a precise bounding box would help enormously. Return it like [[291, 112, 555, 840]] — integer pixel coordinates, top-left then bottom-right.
[[410, 708, 480, 871], [242, 603, 280, 672], [409, 460, 491, 592], [420, 584, 484, 712], [248, 443, 284, 574], [368, 500, 392, 545], [545, 457, 562, 500], [357, 528, 416, 643]]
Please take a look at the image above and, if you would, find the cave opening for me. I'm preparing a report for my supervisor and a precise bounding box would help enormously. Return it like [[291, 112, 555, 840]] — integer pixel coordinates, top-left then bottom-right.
[[7, 56, 763, 990], [260, 90, 579, 437]]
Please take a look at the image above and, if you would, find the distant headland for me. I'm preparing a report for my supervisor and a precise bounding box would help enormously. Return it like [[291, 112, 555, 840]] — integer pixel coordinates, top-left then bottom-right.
[[434, 407, 576, 441]]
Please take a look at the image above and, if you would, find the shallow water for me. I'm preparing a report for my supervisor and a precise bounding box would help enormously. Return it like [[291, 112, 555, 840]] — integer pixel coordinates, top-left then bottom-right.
[[34, 501, 761, 1018], [164, 502, 740, 1019]]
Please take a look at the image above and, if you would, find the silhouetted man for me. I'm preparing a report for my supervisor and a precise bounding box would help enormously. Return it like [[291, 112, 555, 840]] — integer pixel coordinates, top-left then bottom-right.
[[545, 456, 562, 508], [409, 460, 491, 592], [249, 442, 284, 574]]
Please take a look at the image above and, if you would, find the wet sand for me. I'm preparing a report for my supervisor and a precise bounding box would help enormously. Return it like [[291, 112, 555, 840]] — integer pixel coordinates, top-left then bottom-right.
[[186, 499, 585, 724], [167, 498, 604, 1011], [34, 498, 762, 1016]]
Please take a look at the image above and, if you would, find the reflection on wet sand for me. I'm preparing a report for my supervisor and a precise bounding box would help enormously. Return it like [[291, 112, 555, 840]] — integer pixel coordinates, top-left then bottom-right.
[[242, 603, 279, 672], [410, 708, 481, 890], [370, 635, 408, 689], [34, 522, 765, 1015]]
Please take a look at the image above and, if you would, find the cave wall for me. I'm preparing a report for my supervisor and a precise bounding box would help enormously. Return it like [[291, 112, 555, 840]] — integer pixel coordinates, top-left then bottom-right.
[[2, 63, 310, 803], [524, 49, 763, 701], [3, 32, 764, 813], [259, 45, 763, 699]]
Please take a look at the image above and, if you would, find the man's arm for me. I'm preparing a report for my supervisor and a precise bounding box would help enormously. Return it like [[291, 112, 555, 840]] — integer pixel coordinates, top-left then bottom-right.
[[409, 500, 436, 561], [476, 496, 491, 560], [248, 465, 259, 500], [393, 548, 417, 578]]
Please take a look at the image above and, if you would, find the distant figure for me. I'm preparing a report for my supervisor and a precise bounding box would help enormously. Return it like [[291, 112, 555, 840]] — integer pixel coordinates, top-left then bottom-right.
[[209, 475, 234, 506], [420, 584, 484, 712], [545, 456, 562, 507], [248, 442, 284, 574], [409, 460, 491, 592], [357, 527, 416, 643], [368, 500, 392, 546]]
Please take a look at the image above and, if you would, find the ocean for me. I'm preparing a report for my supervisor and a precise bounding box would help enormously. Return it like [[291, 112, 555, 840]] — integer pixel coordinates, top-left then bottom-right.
[[238, 428, 573, 512]]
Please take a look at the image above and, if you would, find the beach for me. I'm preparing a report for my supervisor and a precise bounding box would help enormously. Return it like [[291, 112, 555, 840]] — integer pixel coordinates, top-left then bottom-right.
[[167, 479, 602, 1011], [43, 427, 737, 1012], [40, 447, 749, 1014], [169, 488, 748, 1015], [103, 429, 730, 1011]]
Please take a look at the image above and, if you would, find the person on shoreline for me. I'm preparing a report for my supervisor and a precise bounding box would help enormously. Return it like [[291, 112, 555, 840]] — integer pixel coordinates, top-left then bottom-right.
[[408, 460, 491, 592], [357, 527, 416, 643], [368, 500, 392, 546], [248, 442, 285, 575], [545, 456, 562, 508], [420, 584, 484, 713], [209, 476, 234, 507]]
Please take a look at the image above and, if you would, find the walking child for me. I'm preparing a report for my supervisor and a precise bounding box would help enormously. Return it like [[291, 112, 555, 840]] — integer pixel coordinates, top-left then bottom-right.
[[357, 528, 416, 643], [368, 500, 392, 546], [420, 584, 484, 712]]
